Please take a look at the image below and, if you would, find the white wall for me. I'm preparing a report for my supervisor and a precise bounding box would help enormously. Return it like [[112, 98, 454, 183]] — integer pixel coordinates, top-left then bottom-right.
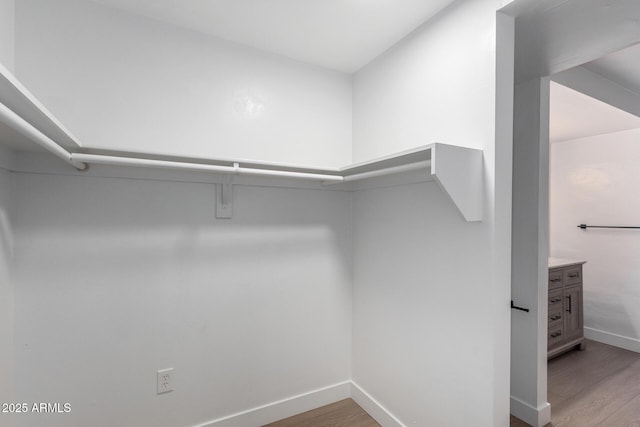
[[352, 0, 497, 162], [0, 162, 15, 427], [0, 0, 14, 72], [351, 0, 510, 426], [15, 0, 352, 168], [352, 182, 490, 426], [550, 128, 640, 351], [12, 171, 352, 427]]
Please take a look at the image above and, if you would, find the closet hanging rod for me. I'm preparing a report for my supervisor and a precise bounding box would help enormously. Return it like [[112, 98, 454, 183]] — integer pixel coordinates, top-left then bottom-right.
[[0, 101, 87, 170], [70, 155, 433, 184], [70, 153, 345, 182], [578, 224, 640, 230]]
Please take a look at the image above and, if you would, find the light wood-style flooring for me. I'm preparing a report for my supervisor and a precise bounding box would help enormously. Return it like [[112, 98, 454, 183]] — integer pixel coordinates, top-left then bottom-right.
[[263, 398, 380, 427], [511, 339, 640, 427], [266, 340, 640, 427]]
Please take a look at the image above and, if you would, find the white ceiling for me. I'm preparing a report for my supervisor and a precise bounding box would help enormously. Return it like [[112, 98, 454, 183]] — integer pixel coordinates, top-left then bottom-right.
[[87, 0, 456, 73], [550, 81, 640, 143], [583, 43, 640, 96]]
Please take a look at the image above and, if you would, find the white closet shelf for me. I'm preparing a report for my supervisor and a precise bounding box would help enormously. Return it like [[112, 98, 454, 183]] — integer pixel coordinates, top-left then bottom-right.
[[0, 63, 84, 168], [0, 65, 483, 222], [68, 145, 435, 184]]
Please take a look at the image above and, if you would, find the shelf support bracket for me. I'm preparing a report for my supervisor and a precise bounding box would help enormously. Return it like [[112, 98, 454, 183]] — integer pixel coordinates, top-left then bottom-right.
[[431, 143, 483, 222], [216, 174, 234, 219]]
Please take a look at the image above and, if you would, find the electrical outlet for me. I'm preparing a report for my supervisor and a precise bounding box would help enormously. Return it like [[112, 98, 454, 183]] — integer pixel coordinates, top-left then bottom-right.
[[157, 368, 173, 394]]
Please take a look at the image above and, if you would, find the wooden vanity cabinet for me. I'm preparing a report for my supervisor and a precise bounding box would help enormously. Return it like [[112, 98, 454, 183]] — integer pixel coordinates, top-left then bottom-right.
[[548, 260, 586, 359]]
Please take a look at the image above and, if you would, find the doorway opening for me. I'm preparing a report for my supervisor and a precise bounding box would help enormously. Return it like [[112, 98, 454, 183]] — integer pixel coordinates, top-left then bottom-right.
[[507, 1, 640, 425]]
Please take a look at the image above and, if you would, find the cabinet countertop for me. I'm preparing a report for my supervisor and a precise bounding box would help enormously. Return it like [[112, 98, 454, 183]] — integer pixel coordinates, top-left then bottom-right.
[[549, 257, 587, 269]]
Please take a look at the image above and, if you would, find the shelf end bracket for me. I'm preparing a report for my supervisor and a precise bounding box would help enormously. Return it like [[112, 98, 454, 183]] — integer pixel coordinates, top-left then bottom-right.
[[431, 143, 483, 222]]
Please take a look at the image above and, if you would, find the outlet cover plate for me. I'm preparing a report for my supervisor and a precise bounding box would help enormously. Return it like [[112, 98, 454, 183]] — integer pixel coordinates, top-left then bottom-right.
[[157, 368, 173, 394]]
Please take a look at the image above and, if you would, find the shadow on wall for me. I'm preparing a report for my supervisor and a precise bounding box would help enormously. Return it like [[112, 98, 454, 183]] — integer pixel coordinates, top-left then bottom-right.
[[574, 228, 640, 343], [0, 208, 13, 263], [584, 287, 639, 341], [12, 174, 354, 279]]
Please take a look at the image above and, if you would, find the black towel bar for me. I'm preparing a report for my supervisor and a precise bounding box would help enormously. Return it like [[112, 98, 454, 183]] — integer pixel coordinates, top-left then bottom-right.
[[578, 224, 640, 230]]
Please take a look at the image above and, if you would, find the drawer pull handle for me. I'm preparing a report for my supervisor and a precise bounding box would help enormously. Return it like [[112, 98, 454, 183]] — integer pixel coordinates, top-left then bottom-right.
[[550, 331, 562, 338], [566, 295, 572, 314], [550, 298, 562, 303], [568, 273, 579, 278], [550, 278, 561, 282], [550, 315, 561, 321]]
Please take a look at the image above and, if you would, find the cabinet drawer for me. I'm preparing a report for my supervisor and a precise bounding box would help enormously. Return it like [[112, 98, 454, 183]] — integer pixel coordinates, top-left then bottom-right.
[[548, 308, 563, 327], [565, 266, 582, 285], [548, 327, 564, 349], [549, 269, 564, 290], [549, 289, 563, 307]]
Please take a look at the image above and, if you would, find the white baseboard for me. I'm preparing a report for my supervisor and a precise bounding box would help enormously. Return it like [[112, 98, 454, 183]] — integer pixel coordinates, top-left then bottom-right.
[[191, 380, 408, 427], [192, 381, 351, 427], [585, 327, 640, 353], [510, 396, 550, 427], [350, 381, 405, 427]]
